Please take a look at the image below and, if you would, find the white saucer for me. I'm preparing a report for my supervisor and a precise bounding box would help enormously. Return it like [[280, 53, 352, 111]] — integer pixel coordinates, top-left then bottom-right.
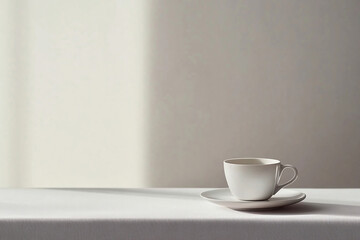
[[200, 188, 306, 210]]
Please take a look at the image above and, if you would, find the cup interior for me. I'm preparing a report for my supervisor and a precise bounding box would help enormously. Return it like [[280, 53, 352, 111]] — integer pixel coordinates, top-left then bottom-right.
[[224, 158, 280, 165]]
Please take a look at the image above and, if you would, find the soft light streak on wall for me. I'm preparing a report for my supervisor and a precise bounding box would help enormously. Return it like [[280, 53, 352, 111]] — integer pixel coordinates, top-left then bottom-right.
[[0, 0, 149, 187]]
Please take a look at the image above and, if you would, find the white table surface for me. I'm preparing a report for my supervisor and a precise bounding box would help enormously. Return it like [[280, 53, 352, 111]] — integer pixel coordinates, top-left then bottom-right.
[[0, 188, 359, 240]]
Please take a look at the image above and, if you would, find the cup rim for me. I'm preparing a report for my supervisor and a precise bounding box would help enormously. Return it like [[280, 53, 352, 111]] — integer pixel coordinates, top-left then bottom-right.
[[224, 157, 280, 166]]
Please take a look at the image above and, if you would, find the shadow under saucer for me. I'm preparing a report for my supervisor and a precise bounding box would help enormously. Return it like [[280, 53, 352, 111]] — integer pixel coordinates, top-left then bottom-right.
[[243, 202, 360, 217]]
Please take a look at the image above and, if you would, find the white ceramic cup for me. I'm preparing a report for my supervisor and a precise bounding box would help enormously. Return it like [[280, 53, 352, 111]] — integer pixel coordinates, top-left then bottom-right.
[[224, 158, 298, 201]]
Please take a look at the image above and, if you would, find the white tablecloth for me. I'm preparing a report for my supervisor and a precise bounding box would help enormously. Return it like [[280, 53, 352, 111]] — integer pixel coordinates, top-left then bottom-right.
[[0, 188, 359, 240]]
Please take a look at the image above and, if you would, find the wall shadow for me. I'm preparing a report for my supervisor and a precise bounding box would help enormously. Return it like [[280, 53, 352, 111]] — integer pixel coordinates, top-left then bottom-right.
[[144, 0, 360, 188], [145, 0, 250, 187]]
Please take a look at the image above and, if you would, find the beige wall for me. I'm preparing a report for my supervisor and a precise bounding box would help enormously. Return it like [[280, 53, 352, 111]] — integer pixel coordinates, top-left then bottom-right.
[[1, 0, 360, 187], [1, 0, 150, 187]]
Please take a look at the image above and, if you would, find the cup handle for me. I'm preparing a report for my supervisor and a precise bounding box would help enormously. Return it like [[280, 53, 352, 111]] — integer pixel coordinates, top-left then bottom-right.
[[274, 164, 298, 194]]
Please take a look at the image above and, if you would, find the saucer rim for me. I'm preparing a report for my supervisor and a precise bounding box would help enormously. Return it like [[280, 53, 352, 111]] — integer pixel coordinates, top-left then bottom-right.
[[200, 188, 306, 203]]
